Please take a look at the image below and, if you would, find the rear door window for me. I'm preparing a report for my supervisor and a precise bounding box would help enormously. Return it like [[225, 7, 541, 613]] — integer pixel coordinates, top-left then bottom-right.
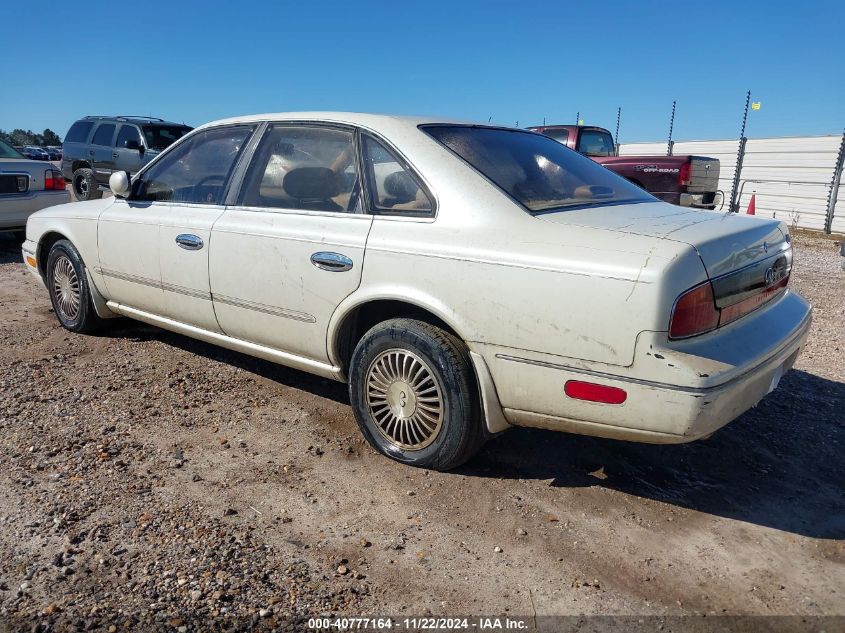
[[362, 136, 433, 216], [135, 125, 254, 204], [576, 130, 615, 156], [91, 124, 116, 146], [116, 125, 143, 148], [65, 121, 94, 143], [239, 125, 361, 213]]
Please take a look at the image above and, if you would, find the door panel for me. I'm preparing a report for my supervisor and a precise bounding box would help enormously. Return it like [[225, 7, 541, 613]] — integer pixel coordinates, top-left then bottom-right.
[[159, 203, 226, 331], [97, 199, 164, 314], [210, 210, 372, 362]]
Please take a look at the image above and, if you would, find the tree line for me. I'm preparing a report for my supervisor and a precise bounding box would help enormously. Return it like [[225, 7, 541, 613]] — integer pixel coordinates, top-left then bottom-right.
[[0, 128, 63, 147]]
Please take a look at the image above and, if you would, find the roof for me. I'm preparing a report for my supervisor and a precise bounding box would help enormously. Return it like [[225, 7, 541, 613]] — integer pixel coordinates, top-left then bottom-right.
[[81, 115, 190, 126], [195, 111, 476, 133]]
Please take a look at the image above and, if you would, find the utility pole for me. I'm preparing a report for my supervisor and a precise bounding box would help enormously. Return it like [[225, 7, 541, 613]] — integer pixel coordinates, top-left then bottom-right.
[[728, 91, 752, 213], [667, 100, 676, 156]]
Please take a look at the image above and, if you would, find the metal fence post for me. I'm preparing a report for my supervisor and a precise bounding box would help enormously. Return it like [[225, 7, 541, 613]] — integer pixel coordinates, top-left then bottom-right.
[[667, 100, 676, 156], [729, 91, 752, 213], [824, 129, 845, 234]]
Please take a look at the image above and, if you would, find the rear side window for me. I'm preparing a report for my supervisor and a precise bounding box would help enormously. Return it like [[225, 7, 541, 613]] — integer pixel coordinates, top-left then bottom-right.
[[116, 125, 142, 148], [363, 136, 432, 216], [91, 124, 116, 146], [239, 125, 361, 213], [577, 130, 615, 157], [135, 125, 254, 204], [544, 129, 569, 144], [65, 121, 93, 143]]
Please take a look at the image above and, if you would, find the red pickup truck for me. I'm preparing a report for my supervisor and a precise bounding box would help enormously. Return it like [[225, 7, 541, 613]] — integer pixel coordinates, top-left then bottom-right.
[[528, 124, 722, 210]]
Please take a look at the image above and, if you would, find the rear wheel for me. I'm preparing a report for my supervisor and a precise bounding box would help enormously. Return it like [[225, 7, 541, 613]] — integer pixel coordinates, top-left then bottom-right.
[[72, 167, 101, 201], [349, 318, 484, 470], [45, 239, 103, 333]]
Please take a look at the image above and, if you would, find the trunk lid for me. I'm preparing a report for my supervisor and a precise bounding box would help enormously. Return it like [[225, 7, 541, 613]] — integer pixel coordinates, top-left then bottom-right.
[[538, 201, 789, 278]]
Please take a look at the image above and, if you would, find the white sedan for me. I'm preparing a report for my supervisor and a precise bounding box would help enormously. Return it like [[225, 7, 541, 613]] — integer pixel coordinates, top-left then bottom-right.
[[22, 113, 811, 470], [1, 139, 69, 237]]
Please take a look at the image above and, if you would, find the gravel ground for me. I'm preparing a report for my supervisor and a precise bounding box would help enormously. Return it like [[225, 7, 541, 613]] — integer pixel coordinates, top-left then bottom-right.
[[0, 230, 843, 631]]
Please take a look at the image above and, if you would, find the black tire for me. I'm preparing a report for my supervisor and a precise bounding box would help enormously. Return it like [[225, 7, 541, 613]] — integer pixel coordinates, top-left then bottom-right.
[[348, 318, 485, 470], [45, 239, 104, 333], [71, 167, 102, 201]]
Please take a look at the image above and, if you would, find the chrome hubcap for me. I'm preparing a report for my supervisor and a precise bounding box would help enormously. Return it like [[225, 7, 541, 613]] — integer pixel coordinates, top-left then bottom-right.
[[366, 349, 444, 450], [52, 255, 81, 321]]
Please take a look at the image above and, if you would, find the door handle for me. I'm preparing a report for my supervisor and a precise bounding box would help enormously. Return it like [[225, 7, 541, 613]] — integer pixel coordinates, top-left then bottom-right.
[[175, 234, 204, 251], [88, 150, 95, 156], [113, 153, 119, 159], [310, 252, 353, 272]]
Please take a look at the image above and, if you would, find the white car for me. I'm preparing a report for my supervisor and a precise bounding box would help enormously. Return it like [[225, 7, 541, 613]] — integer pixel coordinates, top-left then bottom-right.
[[22, 113, 811, 470], [1, 140, 69, 236]]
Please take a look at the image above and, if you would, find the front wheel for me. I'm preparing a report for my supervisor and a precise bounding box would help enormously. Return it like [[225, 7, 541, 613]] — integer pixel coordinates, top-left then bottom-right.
[[45, 239, 103, 333], [348, 318, 485, 470]]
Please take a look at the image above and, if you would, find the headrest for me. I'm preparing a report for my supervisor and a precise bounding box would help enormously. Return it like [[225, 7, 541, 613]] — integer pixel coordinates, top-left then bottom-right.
[[384, 171, 419, 202], [573, 185, 614, 199], [283, 167, 340, 200]]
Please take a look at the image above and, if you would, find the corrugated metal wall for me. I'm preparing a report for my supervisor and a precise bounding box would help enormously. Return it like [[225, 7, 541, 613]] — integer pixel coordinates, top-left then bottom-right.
[[618, 135, 843, 233]]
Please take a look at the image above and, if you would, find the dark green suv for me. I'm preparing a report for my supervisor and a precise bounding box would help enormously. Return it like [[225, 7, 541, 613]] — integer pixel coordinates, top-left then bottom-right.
[[62, 116, 192, 201]]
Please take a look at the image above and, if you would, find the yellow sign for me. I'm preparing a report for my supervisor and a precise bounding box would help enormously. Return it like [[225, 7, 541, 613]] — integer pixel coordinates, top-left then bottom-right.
[[578, 119, 584, 125], [751, 102, 761, 110]]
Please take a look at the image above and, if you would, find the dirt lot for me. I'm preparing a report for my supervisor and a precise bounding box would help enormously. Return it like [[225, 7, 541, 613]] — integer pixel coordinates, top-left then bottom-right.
[[0, 231, 843, 631]]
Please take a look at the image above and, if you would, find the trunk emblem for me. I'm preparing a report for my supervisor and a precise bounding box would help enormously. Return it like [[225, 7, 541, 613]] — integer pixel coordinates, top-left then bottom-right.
[[765, 267, 776, 286]]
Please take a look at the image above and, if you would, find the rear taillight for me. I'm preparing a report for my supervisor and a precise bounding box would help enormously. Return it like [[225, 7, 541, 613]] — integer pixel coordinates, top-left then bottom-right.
[[670, 269, 790, 340], [44, 168, 65, 191], [678, 161, 692, 187], [669, 282, 720, 339], [720, 272, 790, 326]]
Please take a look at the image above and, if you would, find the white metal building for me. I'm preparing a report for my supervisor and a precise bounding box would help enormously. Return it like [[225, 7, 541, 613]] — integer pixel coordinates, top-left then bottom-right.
[[619, 135, 844, 234]]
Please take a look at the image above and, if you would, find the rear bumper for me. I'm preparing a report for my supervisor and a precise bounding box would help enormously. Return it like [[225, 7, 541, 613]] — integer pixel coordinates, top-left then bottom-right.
[[680, 191, 722, 210], [0, 190, 70, 229], [483, 290, 812, 443]]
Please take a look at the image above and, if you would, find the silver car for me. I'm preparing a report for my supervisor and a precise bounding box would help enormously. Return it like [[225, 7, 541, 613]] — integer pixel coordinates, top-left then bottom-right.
[[0, 139, 70, 236]]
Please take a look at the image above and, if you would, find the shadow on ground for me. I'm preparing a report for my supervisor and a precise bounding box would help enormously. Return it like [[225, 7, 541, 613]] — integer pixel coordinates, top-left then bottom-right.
[[468, 370, 845, 540], [72, 313, 845, 541], [0, 233, 24, 264]]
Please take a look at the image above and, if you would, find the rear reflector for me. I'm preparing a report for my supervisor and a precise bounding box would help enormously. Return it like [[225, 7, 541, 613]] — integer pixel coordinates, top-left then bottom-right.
[[564, 380, 627, 405]]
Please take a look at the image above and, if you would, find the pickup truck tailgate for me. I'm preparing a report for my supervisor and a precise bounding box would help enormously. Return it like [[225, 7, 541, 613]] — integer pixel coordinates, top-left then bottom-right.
[[689, 157, 720, 193]]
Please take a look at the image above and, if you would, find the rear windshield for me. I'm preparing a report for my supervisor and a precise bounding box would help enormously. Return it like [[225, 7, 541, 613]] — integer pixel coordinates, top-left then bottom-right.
[[142, 125, 192, 151], [0, 140, 23, 158], [424, 125, 652, 213]]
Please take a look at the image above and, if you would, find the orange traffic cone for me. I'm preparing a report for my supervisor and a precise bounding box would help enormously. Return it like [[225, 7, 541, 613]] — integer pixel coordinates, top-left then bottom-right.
[[747, 193, 756, 215]]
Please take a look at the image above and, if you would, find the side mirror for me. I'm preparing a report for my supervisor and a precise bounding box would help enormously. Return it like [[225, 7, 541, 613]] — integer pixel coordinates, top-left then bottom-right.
[[124, 139, 143, 152], [109, 171, 131, 198]]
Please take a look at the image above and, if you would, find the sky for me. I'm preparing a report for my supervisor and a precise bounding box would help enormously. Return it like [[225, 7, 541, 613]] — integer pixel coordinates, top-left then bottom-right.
[[4, 0, 843, 143]]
